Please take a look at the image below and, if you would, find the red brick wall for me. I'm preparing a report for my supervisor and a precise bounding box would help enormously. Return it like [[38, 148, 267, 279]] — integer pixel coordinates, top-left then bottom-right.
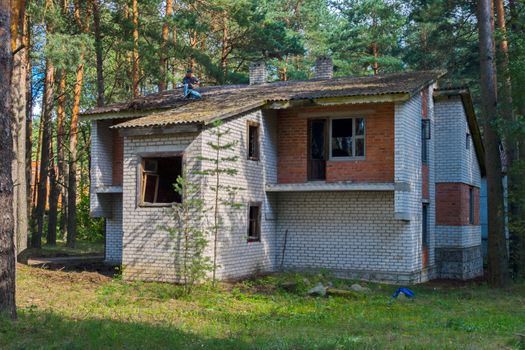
[[422, 165, 429, 199], [277, 103, 395, 183], [421, 89, 428, 118], [436, 183, 480, 225]]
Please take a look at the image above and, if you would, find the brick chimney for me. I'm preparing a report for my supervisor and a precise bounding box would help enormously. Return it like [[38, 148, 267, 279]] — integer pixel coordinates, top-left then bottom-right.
[[249, 61, 267, 85], [314, 56, 333, 79]]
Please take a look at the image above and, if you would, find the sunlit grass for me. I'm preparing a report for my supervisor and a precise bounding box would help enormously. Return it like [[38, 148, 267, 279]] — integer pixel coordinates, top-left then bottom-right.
[[3, 265, 525, 349]]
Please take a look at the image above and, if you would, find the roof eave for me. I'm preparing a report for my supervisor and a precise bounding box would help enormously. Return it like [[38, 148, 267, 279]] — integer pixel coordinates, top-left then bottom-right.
[[80, 109, 165, 122]]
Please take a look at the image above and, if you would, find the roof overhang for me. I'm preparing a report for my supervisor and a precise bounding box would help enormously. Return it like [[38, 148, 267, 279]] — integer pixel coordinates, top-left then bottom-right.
[[80, 109, 166, 122], [433, 88, 486, 176]]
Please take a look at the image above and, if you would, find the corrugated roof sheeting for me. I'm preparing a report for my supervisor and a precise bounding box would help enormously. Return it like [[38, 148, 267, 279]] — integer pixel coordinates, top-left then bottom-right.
[[82, 70, 445, 129]]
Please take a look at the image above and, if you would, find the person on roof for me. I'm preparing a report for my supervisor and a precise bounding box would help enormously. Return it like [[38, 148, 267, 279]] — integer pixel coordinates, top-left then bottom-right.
[[182, 69, 202, 99]]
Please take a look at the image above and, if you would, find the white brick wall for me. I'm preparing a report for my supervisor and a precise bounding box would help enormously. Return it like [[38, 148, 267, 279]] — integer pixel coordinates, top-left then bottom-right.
[[105, 194, 123, 264], [94, 87, 481, 283], [434, 96, 483, 279], [394, 94, 428, 273], [90, 120, 114, 218], [435, 225, 481, 248], [434, 98, 481, 187], [199, 110, 279, 280], [121, 132, 200, 281], [275, 191, 411, 272]]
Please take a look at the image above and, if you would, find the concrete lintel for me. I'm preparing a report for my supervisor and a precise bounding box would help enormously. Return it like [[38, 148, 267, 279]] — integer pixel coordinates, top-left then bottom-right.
[[95, 186, 123, 194], [394, 212, 412, 221], [265, 182, 395, 192], [394, 181, 411, 192]]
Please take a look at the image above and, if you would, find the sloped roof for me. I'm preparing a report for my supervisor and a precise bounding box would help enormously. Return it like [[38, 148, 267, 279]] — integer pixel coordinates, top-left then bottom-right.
[[80, 70, 445, 129]]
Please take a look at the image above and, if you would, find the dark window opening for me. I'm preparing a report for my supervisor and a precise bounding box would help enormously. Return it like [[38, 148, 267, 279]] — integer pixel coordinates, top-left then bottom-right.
[[247, 204, 261, 242], [469, 187, 474, 224], [141, 156, 182, 205], [422, 203, 429, 248], [466, 133, 471, 150], [308, 119, 327, 181], [248, 122, 260, 160], [331, 117, 365, 158], [422, 119, 430, 164]]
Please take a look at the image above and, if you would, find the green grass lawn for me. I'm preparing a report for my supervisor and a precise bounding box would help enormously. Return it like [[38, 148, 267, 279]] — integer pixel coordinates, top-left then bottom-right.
[[2, 265, 525, 350]]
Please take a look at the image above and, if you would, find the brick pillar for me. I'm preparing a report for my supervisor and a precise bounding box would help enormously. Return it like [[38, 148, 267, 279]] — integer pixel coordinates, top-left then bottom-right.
[[314, 56, 333, 79], [249, 61, 267, 85]]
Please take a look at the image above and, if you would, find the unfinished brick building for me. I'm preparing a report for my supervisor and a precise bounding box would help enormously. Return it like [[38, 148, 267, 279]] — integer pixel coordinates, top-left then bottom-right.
[[81, 60, 484, 283]]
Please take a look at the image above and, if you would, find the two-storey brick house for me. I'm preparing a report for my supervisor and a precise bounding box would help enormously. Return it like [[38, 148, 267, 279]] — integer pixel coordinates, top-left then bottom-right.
[[82, 59, 484, 283]]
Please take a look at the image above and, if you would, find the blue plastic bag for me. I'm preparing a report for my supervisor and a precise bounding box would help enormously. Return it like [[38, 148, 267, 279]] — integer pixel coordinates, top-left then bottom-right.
[[392, 287, 415, 299]]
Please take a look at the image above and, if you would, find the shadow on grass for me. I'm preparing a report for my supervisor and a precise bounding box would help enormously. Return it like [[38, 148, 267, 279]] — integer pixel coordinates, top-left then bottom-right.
[[1, 311, 250, 350]]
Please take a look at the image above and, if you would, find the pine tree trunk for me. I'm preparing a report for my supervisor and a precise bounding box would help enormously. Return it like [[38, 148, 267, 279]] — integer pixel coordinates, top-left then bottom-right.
[[159, 0, 173, 91], [47, 143, 58, 246], [0, 0, 17, 319], [56, 70, 67, 236], [67, 58, 85, 248], [10, 0, 28, 254], [34, 61, 54, 249], [132, 0, 139, 98], [24, 8, 32, 249], [92, 0, 105, 106], [495, 0, 523, 278], [32, 115, 43, 211], [478, 0, 510, 287], [221, 12, 228, 81]]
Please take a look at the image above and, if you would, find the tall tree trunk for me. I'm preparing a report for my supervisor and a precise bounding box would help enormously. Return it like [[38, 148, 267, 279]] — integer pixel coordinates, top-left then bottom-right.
[[11, 0, 28, 254], [159, 0, 173, 92], [67, 58, 85, 248], [56, 70, 67, 240], [478, 0, 510, 287], [495, 0, 523, 278], [24, 9, 32, 249], [132, 0, 139, 98], [0, 0, 17, 319], [47, 140, 58, 246], [92, 0, 105, 106], [372, 42, 379, 75], [221, 11, 228, 81], [34, 61, 55, 249], [189, 30, 197, 71], [32, 115, 43, 210]]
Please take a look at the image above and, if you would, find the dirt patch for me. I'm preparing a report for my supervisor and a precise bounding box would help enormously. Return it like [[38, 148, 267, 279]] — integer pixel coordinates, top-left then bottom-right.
[[18, 264, 112, 285]]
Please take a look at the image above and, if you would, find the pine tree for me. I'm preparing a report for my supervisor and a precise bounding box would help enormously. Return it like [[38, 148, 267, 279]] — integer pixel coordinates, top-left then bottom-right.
[[478, 0, 510, 287], [0, 0, 17, 320]]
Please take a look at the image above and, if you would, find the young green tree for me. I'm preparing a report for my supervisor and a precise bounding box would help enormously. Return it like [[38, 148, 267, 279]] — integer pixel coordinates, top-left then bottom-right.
[[165, 172, 212, 295], [198, 120, 243, 285]]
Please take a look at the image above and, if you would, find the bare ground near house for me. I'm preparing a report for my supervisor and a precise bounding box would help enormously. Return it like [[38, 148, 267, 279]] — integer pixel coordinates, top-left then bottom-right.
[[2, 264, 525, 349]]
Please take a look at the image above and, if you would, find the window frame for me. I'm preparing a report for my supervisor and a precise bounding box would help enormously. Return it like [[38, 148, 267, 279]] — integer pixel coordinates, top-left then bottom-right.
[[138, 153, 184, 208], [247, 202, 262, 242], [247, 120, 260, 161], [328, 116, 366, 161]]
